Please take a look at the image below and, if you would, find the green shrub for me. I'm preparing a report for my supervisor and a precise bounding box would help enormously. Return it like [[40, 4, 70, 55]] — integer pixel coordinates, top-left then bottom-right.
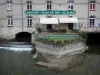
[[64, 40, 69, 44], [38, 27, 42, 33], [49, 40, 54, 44], [37, 38, 42, 41], [79, 33, 87, 39], [55, 41, 62, 46]]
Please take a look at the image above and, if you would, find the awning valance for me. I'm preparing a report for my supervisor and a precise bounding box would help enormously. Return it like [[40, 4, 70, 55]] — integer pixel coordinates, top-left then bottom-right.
[[40, 18, 59, 24], [59, 18, 78, 23]]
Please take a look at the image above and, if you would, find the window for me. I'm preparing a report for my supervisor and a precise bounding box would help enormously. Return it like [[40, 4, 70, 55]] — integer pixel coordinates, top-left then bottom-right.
[[68, 0, 74, 3], [68, 0, 74, 17], [89, 15, 95, 27], [47, 0, 52, 10], [89, 0, 96, 11], [6, 0, 13, 11], [7, 16, 13, 26], [27, 1, 32, 10], [46, 15, 51, 18], [68, 0, 74, 10], [27, 16, 32, 26], [69, 15, 73, 18], [68, 5, 73, 10]]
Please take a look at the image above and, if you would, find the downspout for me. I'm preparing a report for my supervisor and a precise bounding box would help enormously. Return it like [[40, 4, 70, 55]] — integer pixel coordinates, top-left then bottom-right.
[[87, 0, 89, 32]]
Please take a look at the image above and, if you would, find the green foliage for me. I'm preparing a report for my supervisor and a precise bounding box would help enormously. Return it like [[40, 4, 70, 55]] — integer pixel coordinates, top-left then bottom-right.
[[55, 40, 62, 46], [79, 33, 87, 39], [37, 34, 85, 45], [37, 37, 84, 45], [37, 27, 42, 33], [49, 40, 54, 44], [64, 40, 69, 44]]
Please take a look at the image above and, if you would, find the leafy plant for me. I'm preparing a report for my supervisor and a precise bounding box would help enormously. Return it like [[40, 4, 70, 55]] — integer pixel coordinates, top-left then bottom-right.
[[64, 40, 69, 44], [37, 27, 42, 33], [55, 41, 62, 46], [49, 40, 54, 44], [79, 33, 87, 39]]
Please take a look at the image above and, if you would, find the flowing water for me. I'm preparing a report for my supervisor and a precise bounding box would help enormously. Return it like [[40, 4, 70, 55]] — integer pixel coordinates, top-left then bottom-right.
[[0, 42, 100, 75]]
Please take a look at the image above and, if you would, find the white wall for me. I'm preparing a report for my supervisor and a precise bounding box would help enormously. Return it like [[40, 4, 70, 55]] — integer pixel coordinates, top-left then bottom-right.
[[96, 4, 100, 18], [75, 4, 88, 18], [75, 0, 88, 3], [0, 0, 100, 39]]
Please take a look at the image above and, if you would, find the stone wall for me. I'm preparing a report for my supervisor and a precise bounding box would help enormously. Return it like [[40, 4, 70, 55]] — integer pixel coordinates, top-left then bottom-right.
[[36, 41, 88, 57]]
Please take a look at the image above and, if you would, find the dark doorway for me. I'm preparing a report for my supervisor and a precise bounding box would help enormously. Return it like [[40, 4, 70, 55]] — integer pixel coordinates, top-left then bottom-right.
[[68, 23, 73, 30], [47, 24, 52, 32], [15, 32, 31, 42]]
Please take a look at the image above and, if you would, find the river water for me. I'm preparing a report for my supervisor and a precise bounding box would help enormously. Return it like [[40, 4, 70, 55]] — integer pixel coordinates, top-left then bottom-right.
[[0, 43, 100, 75]]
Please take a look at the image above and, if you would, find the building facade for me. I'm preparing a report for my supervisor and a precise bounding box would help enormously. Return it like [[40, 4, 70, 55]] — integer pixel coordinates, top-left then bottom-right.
[[0, 0, 100, 40]]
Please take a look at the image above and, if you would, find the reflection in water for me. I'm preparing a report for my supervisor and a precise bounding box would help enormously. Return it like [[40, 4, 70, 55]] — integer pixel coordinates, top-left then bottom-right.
[[0, 43, 100, 75]]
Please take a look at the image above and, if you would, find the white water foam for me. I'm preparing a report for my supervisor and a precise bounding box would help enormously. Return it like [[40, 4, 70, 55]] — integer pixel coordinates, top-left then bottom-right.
[[0, 47, 32, 51]]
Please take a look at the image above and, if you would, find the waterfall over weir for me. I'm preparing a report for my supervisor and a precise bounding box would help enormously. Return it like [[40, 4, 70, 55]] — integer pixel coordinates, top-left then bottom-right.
[[0, 42, 36, 51]]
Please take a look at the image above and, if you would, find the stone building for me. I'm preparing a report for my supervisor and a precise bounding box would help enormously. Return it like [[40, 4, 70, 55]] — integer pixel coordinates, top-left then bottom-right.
[[0, 0, 100, 42]]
